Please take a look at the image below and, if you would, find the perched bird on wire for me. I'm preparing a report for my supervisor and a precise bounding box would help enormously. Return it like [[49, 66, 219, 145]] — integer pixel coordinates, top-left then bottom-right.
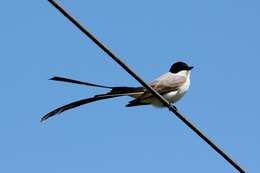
[[41, 61, 193, 122]]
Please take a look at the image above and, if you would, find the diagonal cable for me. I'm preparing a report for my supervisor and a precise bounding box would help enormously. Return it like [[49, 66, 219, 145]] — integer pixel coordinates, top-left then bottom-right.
[[47, 1, 245, 172]]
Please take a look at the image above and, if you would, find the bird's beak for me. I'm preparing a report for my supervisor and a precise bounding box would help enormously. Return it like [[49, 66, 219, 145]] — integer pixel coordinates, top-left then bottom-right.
[[188, 66, 194, 70]]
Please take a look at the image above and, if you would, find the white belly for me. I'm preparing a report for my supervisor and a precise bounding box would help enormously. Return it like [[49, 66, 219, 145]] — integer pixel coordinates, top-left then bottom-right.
[[149, 77, 190, 107]]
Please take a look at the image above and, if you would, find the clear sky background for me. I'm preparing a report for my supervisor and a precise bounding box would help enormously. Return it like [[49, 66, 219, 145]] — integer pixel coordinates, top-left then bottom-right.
[[0, 0, 259, 172]]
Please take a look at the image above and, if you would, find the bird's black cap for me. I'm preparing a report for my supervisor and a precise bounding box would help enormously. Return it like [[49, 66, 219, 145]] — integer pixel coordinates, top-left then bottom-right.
[[169, 61, 193, 73]]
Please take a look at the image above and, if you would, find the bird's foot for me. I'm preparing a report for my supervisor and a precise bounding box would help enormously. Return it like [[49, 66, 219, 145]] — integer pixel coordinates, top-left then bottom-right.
[[169, 104, 178, 111]]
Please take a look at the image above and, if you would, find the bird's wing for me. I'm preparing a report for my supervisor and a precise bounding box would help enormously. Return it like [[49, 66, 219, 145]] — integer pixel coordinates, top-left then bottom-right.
[[136, 73, 186, 100]]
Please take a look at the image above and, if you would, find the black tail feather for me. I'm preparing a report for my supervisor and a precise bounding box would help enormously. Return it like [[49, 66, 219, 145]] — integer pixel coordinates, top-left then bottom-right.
[[42, 77, 146, 121], [50, 76, 114, 89], [41, 95, 119, 122], [107, 86, 144, 95]]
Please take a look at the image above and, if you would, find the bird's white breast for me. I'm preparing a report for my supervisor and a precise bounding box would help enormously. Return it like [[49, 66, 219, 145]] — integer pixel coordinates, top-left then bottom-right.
[[151, 71, 191, 107]]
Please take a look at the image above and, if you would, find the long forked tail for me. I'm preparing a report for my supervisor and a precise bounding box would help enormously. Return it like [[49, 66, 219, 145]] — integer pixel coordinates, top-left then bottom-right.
[[41, 77, 145, 122]]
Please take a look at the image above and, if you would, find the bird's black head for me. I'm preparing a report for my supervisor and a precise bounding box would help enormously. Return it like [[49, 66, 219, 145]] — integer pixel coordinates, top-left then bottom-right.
[[169, 61, 193, 73]]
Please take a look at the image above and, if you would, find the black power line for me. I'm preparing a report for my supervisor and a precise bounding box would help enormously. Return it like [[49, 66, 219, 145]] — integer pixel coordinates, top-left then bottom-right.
[[47, 0, 245, 172]]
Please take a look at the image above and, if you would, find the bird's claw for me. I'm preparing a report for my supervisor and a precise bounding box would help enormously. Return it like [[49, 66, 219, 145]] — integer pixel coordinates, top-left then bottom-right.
[[169, 104, 178, 111]]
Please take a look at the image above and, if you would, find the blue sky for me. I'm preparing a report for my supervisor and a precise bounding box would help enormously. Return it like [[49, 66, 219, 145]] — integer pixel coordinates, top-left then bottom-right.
[[1, 0, 259, 172]]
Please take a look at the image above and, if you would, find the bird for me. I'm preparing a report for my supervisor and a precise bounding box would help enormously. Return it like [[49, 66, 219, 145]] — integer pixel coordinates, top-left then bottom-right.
[[41, 61, 193, 122]]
